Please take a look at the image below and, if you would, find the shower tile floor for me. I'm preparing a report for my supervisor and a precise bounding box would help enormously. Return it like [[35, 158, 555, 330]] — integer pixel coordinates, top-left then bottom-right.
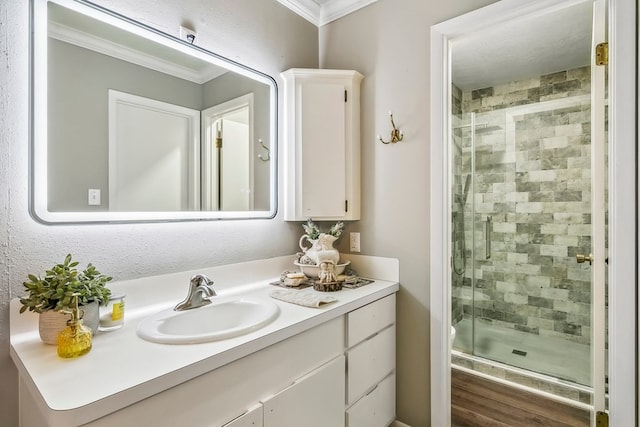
[[453, 317, 591, 387]]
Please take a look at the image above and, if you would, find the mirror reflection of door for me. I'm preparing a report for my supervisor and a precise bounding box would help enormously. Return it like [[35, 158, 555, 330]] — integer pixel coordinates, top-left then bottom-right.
[[108, 90, 201, 212], [201, 94, 254, 211]]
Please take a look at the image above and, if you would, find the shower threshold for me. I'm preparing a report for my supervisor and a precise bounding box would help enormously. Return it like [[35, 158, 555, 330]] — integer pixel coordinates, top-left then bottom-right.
[[452, 350, 593, 406]]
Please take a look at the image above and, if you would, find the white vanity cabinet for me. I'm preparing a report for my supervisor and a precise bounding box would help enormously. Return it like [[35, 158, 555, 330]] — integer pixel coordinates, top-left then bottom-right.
[[345, 294, 396, 427], [11, 256, 399, 427], [281, 68, 363, 221], [80, 317, 346, 427]]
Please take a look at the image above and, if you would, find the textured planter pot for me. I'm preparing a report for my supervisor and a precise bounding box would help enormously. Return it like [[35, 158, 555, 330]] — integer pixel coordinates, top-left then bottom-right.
[[38, 301, 100, 345]]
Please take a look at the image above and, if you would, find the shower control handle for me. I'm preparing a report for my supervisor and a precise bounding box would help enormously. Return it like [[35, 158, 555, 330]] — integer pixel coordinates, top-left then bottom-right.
[[576, 253, 593, 265]]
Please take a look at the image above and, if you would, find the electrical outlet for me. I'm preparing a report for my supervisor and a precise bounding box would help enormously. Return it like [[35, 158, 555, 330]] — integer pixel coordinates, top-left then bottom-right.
[[88, 189, 101, 206], [350, 232, 361, 252], [179, 26, 197, 44]]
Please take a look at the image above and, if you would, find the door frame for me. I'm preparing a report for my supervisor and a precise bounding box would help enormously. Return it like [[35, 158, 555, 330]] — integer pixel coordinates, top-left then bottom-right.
[[429, 0, 637, 425], [201, 93, 255, 211]]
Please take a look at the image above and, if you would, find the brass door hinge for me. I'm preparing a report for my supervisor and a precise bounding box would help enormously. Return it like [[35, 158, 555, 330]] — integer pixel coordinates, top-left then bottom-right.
[[595, 42, 608, 66], [344, 90, 348, 103], [345, 200, 348, 212], [596, 411, 609, 427]]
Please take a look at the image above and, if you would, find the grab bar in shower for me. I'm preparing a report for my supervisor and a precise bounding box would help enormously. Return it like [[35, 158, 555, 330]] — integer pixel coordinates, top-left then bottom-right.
[[486, 216, 492, 259]]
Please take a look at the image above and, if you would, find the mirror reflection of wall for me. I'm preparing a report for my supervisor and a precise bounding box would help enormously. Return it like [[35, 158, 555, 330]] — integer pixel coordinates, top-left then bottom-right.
[[39, 0, 275, 221]]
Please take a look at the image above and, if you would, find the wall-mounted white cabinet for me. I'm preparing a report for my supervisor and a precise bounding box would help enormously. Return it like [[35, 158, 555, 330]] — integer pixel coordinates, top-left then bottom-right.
[[281, 68, 363, 221]]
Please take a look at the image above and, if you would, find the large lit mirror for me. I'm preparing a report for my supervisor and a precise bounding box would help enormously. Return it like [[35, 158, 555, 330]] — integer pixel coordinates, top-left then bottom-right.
[[31, 0, 277, 223]]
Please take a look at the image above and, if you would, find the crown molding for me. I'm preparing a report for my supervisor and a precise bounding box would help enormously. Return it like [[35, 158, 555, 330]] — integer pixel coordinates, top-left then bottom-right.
[[49, 21, 224, 84], [319, 0, 378, 26], [278, 0, 378, 26], [277, 0, 321, 25]]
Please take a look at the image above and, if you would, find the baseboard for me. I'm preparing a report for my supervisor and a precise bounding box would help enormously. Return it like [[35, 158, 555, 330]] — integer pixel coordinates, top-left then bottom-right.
[[390, 420, 411, 427]]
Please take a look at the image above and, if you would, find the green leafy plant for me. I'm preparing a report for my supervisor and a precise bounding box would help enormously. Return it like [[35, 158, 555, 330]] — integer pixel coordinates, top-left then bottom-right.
[[19, 254, 112, 314], [328, 221, 344, 238], [302, 219, 344, 239], [302, 218, 321, 240]]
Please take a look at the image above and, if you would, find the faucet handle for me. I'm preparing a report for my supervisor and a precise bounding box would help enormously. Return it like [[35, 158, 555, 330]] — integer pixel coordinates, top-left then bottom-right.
[[191, 274, 214, 287]]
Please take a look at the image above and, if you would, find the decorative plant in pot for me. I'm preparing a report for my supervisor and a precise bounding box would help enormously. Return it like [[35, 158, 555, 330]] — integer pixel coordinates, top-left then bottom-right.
[[20, 254, 112, 344]]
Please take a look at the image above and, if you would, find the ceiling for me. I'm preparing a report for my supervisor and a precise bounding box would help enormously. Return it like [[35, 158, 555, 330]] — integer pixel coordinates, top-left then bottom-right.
[[277, 0, 377, 26], [451, 1, 594, 91], [280, 1, 593, 92]]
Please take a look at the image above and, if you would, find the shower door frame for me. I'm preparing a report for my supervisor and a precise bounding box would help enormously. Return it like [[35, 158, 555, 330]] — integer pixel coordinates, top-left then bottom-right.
[[429, 0, 637, 426]]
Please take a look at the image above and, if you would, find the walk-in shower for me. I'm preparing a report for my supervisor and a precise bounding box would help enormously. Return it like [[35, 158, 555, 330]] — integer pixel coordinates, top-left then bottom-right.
[[450, 70, 599, 404]]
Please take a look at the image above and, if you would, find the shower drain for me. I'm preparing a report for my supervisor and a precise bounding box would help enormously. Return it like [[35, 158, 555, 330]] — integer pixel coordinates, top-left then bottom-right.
[[512, 349, 528, 356]]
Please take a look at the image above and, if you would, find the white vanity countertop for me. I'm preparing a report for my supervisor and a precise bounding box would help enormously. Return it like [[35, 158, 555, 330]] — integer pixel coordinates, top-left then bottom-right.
[[10, 254, 399, 426]]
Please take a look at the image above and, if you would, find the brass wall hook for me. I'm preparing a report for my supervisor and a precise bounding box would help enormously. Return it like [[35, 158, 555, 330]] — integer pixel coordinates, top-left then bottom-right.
[[258, 139, 270, 161], [378, 111, 404, 144]]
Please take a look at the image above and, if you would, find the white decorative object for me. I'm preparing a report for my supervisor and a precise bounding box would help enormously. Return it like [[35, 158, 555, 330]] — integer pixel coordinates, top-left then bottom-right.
[[298, 233, 320, 264], [294, 260, 350, 279], [281, 68, 363, 221], [309, 233, 340, 266]]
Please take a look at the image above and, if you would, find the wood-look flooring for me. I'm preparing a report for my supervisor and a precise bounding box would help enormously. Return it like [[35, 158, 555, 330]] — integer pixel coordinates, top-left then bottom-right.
[[451, 369, 590, 427]]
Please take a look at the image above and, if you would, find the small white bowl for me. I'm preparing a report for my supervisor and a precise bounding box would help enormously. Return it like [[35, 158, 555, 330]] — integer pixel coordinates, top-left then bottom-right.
[[294, 260, 351, 278]]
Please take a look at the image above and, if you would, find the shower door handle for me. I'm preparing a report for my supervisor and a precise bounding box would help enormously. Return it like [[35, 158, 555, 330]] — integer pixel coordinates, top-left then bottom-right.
[[485, 216, 492, 259]]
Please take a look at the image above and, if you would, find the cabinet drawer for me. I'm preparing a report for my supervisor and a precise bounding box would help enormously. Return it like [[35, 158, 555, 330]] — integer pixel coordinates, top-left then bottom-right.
[[346, 373, 395, 427], [222, 403, 263, 427], [347, 325, 395, 403], [347, 295, 395, 348]]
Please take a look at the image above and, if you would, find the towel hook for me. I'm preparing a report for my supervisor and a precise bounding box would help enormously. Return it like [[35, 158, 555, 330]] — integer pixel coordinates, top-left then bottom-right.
[[378, 111, 404, 144], [258, 139, 270, 161]]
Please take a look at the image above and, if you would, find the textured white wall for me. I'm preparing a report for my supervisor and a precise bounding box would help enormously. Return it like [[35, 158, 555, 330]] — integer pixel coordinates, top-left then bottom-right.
[[0, 1, 317, 425], [320, 1, 497, 425]]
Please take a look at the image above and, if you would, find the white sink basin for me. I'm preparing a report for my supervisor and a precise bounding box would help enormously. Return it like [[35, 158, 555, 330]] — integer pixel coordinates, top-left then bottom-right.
[[137, 298, 279, 344]]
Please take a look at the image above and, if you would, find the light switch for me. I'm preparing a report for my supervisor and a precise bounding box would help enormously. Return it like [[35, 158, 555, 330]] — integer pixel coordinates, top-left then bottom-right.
[[88, 189, 101, 206]]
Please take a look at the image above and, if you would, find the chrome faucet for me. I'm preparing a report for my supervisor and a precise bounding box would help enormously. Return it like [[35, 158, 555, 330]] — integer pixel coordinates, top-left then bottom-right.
[[174, 274, 217, 311]]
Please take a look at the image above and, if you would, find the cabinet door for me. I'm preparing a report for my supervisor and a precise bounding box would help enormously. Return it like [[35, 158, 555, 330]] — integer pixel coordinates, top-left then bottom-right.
[[263, 356, 345, 427], [299, 82, 347, 219], [281, 68, 362, 221], [222, 404, 263, 427]]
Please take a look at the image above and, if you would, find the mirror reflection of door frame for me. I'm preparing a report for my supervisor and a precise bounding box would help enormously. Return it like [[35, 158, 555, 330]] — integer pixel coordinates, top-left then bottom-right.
[[108, 90, 201, 212], [429, 0, 636, 426], [201, 93, 255, 211]]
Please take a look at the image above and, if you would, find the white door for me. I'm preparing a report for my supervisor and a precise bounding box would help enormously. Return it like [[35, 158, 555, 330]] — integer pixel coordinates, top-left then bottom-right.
[[108, 90, 200, 211], [429, 0, 636, 426], [201, 94, 254, 211]]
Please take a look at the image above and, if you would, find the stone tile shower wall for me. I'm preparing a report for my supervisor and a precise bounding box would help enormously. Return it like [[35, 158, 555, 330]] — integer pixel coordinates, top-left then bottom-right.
[[456, 66, 593, 345]]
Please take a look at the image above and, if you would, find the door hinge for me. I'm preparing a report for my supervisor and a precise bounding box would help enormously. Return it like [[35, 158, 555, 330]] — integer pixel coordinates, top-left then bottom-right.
[[595, 42, 608, 66], [344, 90, 348, 103], [345, 200, 348, 212], [596, 411, 609, 427]]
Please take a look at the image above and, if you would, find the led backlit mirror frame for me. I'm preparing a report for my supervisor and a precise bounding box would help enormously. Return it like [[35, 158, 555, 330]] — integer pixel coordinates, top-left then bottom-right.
[[30, 0, 277, 224]]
